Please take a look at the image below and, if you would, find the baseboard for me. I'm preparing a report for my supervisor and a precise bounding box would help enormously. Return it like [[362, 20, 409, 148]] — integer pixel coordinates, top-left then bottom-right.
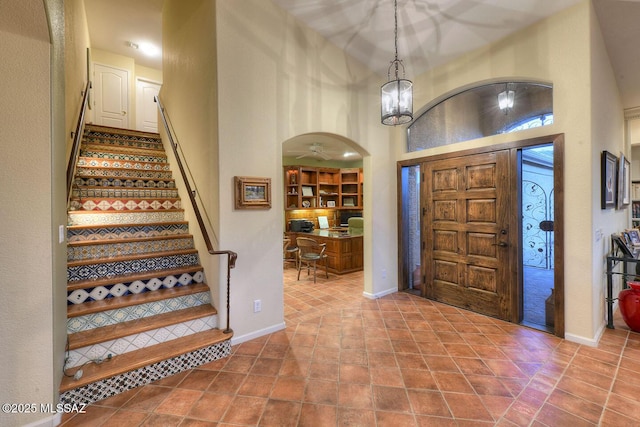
[[362, 287, 397, 300], [564, 323, 605, 348], [22, 413, 61, 427], [230, 322, 286, 346]]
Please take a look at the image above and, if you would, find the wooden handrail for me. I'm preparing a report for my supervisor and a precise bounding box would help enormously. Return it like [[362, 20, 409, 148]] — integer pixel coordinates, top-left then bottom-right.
[[155, 95, 237, 334], [67, 81, 92, 201]]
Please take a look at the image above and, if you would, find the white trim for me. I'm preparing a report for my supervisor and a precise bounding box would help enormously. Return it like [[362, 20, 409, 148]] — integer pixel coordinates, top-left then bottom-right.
[[22, 413, 61, 427], [564, 323, 605, 348], [230, 322, 286, 346], [362, 288, 397, 299]]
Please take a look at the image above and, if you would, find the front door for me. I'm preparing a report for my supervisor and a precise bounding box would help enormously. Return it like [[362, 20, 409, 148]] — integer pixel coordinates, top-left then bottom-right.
[[422, 150, 513, 320]]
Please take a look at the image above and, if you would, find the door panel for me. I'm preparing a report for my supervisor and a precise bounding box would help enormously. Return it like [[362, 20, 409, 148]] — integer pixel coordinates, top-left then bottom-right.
[[94, 63, 129, 128], [423, 150, 511, 320], [136, 79, 161, 132]]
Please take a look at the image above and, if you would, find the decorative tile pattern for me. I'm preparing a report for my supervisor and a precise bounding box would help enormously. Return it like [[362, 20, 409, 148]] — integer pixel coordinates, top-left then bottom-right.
[[66, 316, 218, 368], [67, 223, 189, 242], [69, 198, 181, 212], [66, 270, 205, 304], [75, 167, 173, 180], [67, 237, 195, 261], [73, 187, 178, 200], [67, 293, 211, 334], [77, 158, 171, 171], [80, 147, 167, 163], [67, 253, 200, 282], [68, 211, 185, 226], [59, 340, 231, 406], [73, 178, 175, 190]]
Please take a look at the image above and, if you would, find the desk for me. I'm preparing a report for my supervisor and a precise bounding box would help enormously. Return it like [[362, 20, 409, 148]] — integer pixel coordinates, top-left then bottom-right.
[[286, 230, 363, 275], [606, 251, 639, 328]]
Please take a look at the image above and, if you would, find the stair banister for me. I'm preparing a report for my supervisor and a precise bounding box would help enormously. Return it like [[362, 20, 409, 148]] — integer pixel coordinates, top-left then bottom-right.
[[67, 80, 92, 202], [155, 95, 237, 334]]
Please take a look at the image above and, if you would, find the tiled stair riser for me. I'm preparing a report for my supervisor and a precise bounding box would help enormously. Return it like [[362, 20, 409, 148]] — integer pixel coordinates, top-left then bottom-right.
[[67, 270, 205, 305], [72, 187, 179, 199], [80, 148, 167, 163], [67, 237, 195, 261], [67, 223, 189, 242], [74, 177, 175, 189], [83, 134, 163, 150], [59, 341, 231, 406], [69, 198, 181, 212], [75, 167, 173, 180], [77, 158, 170, 171], [67, 252, 201, 282], [66, 316, 218, 368], [67, 292, 211, 334], [68, 211, 185, 226]]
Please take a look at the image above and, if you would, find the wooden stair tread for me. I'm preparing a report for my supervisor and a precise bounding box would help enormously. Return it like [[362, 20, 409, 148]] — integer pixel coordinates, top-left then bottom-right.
[[67, 248, 197, 268], [60, 328, 230, 392], [68, 305, 217, 350], [67, 265, 204, 291], [68, 234, 193, 247], [67, 283, 211, 318]]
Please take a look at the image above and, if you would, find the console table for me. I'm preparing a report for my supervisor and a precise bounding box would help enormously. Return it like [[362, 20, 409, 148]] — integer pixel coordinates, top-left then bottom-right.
[[605, 251, 639, 329]]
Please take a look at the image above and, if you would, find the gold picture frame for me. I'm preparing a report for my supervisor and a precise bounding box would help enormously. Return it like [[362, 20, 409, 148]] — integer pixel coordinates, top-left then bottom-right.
[[234, 176, 271, 209]]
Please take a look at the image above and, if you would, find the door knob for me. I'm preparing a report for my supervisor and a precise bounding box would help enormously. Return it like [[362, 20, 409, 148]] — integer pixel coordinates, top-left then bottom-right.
[[122, 111, 127, 116], [492, 242, 508, 247]]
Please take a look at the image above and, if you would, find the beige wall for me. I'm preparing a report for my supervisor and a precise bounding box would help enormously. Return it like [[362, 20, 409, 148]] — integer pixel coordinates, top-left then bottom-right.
[[0, 0, 66, 425]]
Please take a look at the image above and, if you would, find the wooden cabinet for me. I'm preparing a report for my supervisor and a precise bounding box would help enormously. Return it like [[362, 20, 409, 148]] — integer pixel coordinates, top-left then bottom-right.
[[284, 166, 362, 210], [287, 231, 363, 274]]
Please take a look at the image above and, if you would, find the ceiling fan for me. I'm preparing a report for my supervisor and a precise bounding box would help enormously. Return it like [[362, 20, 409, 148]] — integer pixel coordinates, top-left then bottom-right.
[[295, 142, 332, 160]]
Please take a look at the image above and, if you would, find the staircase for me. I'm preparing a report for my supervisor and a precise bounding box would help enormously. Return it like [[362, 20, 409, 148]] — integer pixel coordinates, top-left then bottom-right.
[[60, 124, 232, 405]]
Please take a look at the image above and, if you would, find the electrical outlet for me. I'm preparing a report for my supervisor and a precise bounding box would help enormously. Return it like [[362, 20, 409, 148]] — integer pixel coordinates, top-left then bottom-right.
[[382, 269, 387, 279], [253, 299, 262, 313]]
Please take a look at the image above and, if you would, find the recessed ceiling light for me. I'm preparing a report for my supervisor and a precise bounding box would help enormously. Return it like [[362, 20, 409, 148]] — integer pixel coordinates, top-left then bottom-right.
[[139, 42, 160, 57]]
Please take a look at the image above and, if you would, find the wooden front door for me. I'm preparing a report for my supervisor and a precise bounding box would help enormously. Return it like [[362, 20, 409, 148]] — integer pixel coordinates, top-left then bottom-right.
[[422, 150, 513, 320]]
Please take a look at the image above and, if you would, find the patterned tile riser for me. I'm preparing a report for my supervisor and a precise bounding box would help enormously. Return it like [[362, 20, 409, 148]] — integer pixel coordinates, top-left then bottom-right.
[[69, 198, 182, 212], [67, 253, 201, 282], [67, 292, 211, 334], [75, 167, 173, 180], [79, 149, 167, 163], [77, 158, 171, 171], [71, 177, 177, 190], [68, 211, 185, 226], [66, 315, 218, 368], [83, 132, 163, 150], [59, 341, 231, 406], [67, 237, 195, 261], [72, 188, 179, 200], [67, 224, 190, 242], [67, 270, 204, 305]]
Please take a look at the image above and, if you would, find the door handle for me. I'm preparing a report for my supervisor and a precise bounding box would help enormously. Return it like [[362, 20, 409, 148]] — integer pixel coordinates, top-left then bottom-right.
[[492, 242, 508, 247], [122, 110, 127, 116]]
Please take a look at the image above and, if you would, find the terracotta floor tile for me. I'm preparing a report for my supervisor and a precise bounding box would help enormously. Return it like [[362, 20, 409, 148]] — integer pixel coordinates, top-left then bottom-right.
[[443, 392, 494, 421], [259, 399, 302, 426], [270, 376, 306, 401], [372, 385, 411, 412], [336, 407, 376, 426], [298, 403, 337, 427], [237, 373, 276, 397], [74, 270, 640, 427], [338, 383, 374, 408], [187, 392, 232, 422], [155, 388, 203, 416], [221, 395, 267, 425]]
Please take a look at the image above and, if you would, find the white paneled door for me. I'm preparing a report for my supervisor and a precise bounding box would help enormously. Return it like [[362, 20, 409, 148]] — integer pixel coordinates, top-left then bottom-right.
[[93, 63, 129, 128], [136, 78, 161, 133]]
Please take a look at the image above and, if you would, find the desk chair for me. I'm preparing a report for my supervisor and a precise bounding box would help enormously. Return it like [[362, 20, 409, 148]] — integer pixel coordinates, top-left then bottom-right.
[[296, 237, 328, 283], [283, 238, 298, 269]]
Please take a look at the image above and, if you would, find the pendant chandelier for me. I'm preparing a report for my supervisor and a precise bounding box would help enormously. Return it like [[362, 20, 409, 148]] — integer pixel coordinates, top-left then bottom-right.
[[381, 0, 413, 126], [498, 85, 515, 112]]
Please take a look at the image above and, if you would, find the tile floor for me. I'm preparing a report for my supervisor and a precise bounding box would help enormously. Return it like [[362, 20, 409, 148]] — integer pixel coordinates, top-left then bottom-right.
[[61, 267, 640, 426]]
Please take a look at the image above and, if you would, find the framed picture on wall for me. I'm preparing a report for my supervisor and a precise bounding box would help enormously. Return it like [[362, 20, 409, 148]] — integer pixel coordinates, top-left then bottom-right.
[[601, 150, 617, 209], [623, 157, 631, 206], [234, 176, 271, 209]]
